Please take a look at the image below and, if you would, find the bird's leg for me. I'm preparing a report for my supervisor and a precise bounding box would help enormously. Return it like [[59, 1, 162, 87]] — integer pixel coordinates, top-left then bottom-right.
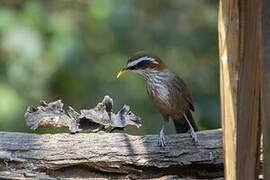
[[183, 113, 198, 143], [158, 121, 166, 147]]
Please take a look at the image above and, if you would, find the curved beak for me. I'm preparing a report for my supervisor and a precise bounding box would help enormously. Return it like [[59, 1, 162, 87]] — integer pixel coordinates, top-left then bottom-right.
[[117, 69, 130, 79]]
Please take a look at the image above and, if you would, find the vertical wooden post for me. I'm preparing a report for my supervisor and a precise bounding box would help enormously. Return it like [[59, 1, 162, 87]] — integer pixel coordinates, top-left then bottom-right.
[[236, 0, 262, 178], [218, 1, 238, 179], [218, 0, 262, 179], [262, 0, 270, 178]]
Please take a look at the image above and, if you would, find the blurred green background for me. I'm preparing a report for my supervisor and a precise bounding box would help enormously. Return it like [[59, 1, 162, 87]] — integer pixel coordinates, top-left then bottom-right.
[[0, 0, 220, 135]]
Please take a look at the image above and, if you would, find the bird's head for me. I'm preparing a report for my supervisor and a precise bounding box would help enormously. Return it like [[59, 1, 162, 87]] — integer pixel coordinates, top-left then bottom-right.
[[117, 51, 166, 79]]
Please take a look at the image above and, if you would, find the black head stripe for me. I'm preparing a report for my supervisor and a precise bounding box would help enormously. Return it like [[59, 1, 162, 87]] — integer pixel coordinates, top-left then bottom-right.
[[126, 60, 150, 70]]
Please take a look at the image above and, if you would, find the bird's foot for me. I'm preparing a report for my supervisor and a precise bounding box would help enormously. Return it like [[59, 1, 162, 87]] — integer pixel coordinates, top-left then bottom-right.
[[188, 127, 198, 143], [158, 130, 166, 147]]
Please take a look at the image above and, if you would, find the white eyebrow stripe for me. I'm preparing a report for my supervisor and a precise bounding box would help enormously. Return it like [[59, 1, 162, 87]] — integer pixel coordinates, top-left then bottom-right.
[[127, 56, 159, 68]]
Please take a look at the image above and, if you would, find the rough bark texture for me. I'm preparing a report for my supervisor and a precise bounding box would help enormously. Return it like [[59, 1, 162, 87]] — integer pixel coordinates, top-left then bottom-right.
[[0, 129, 223, 179], [24, 96, 142, 133]]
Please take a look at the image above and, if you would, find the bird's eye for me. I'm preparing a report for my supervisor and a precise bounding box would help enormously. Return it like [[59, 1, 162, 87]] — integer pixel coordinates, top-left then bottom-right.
[[128, 65, 136, 70], [137, 61, 148, 69]]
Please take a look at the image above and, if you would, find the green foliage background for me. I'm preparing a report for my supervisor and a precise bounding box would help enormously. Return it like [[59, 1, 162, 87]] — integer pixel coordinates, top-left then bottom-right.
[[0, 0, 220, 135]]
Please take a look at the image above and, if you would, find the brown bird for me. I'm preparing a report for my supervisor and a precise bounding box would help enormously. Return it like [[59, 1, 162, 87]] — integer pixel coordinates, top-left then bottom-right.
[[117, 51, 198, 146]]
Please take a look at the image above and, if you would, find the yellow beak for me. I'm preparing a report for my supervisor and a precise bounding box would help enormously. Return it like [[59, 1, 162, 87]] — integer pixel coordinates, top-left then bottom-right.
[[117, 69, 129, 79]]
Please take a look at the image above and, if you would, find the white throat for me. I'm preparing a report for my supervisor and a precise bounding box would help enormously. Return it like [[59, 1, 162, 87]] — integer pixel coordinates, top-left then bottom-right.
[[134, 68, 169, 81]]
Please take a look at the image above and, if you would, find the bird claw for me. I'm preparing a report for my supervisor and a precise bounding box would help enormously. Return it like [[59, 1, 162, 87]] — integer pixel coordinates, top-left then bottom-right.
[[158, 131, 166, 147], [189, 128, 198, 143]]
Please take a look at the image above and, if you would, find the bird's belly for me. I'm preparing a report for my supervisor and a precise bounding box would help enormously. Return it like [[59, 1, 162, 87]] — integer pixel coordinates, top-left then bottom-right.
[[147, 83, 172, 113], [150, 83, 169, 100]]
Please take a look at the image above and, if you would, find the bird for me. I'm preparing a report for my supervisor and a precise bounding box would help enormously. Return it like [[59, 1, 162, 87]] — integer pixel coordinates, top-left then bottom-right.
[[117, 51, 198, 146]]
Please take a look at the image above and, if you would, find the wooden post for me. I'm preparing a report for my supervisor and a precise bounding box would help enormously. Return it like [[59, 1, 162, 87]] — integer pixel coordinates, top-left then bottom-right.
[[218, 1, 238, 179], [218, 0, 262, 179], [262, 0, 270, 178]]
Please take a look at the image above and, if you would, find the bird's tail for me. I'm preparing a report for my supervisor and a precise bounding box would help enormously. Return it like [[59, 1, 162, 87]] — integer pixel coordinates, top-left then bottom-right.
[[173, 110, 198, 133]]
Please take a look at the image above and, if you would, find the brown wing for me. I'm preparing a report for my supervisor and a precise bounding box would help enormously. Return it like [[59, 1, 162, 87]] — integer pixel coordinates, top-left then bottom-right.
[[168, 72, 195, 112]]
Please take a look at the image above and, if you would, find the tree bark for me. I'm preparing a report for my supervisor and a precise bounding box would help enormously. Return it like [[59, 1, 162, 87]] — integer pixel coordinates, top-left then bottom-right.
[[0, 129, 223, 179]]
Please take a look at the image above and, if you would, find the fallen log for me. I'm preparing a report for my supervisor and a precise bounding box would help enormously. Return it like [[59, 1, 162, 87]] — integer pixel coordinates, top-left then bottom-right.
[[0, 129, 223, 179]]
